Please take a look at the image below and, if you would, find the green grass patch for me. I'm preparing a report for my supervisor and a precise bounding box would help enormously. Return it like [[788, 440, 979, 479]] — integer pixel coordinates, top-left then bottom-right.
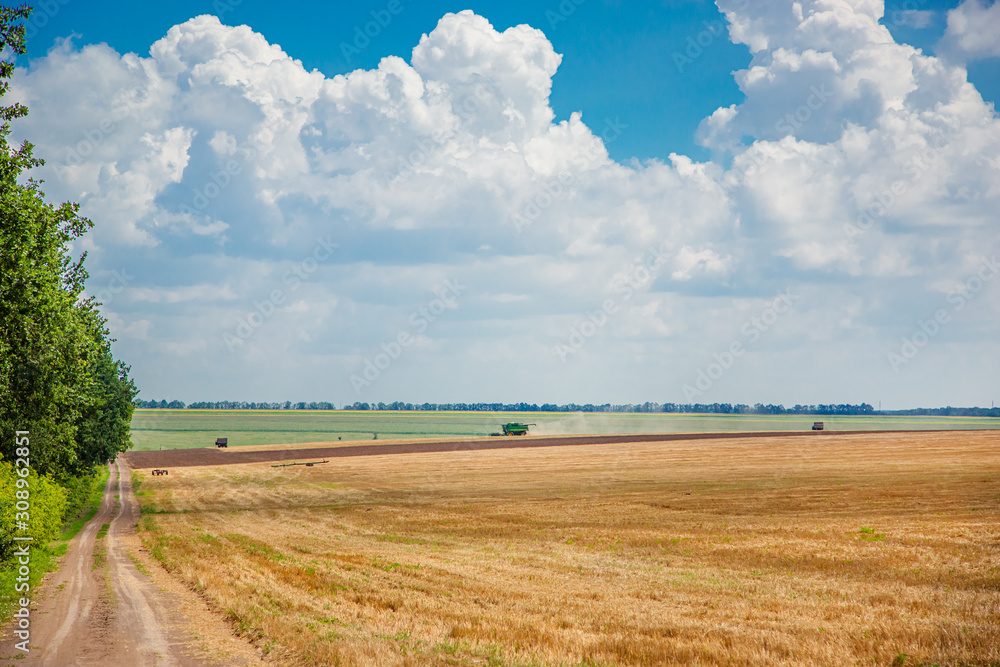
[[375, 533, 425, 545], [131, 472, 162, 514], [149, 535, 173, 566], [858, 527, 885, 541], [58, 466, 110, 542], [126, 550, 151, 577], [0, 545, 59, 618], [224, 533, 286, 561], [96, 523, 110, 540], [92, 523, 111, 570], [0, 465, 109, 624], [138, 515, 159, 533]]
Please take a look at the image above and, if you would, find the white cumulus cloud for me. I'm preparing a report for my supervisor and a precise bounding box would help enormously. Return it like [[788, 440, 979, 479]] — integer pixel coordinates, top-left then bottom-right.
[[940, 0, 1000, 60], [8, 3, 999, 406]]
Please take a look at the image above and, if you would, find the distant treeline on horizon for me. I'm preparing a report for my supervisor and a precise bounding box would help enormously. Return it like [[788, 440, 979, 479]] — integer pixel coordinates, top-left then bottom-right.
[[132, 400, 1000, 418]]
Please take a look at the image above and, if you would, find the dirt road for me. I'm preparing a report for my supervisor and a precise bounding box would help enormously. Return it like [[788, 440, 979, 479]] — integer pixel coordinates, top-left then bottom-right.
[[1, 458, 253, 666]]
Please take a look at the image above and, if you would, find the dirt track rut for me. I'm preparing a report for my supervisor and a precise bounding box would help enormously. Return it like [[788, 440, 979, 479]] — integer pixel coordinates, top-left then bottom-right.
[[1, 458, 220, 665]]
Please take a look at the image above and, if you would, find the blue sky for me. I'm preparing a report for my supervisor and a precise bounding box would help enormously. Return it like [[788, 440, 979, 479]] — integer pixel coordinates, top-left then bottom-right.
[[24, 0, 997, 163], [22, 0, 754, 163], [10, 0, 1000, 407]]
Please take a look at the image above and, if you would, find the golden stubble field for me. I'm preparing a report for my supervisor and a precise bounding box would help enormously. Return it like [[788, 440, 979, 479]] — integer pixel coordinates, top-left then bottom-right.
[[133, 432, 1000, 666]]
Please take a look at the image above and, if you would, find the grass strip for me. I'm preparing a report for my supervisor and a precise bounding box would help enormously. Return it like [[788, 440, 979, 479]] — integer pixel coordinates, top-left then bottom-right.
[[0, 465, 110, 623], [58, 466, 110, 543]]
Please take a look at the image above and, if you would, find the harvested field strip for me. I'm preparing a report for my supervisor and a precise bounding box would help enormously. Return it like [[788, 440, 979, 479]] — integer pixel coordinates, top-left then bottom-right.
[[134, 431, 1000, 666]]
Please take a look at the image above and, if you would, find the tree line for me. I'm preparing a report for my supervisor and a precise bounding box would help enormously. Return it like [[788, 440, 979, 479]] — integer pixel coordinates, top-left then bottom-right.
[[1, 7, 138, 571], [132, 400, 997, 418]]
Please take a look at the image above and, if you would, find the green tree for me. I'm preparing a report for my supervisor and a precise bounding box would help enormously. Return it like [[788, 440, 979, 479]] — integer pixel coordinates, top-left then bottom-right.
[[72, 306, 138, 469], [0, 5, 137, 477]]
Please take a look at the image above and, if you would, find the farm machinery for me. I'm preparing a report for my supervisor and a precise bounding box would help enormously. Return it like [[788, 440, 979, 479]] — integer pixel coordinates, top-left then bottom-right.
[[271, 460, 329, 468], [490, 422, 535, 436]]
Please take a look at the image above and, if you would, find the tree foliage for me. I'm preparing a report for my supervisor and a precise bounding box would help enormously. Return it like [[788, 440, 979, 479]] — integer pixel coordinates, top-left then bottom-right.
[[0, 5, 138, 478]]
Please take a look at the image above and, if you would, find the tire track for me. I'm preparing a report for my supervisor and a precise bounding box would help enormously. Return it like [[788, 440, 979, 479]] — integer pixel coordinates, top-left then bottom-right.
[[106, 458, 178, 665], [0, 459, 222, 665], [40, 463, 117, 663]]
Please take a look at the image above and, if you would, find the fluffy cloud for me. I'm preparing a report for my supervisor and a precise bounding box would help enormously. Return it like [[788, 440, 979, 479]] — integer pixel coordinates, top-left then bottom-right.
[[704, 0, 999, 279], [940, 0, 1000, 60], [9, 4, 999, 405]]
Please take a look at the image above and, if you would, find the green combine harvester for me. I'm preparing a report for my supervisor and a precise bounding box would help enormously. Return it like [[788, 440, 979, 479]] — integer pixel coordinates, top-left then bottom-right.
[[491, 422, 535, 436]]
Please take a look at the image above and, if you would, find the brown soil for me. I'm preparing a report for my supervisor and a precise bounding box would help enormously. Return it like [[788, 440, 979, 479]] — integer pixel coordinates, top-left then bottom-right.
[[123, 429, 956, 469]]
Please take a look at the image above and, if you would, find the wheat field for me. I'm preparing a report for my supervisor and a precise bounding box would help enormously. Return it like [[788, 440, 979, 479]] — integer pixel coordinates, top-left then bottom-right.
[[134, 431, 1000, 666]]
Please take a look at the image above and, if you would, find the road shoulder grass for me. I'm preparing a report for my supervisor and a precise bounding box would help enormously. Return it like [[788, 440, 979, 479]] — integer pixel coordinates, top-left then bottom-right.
[[0, 465, 109, 624]]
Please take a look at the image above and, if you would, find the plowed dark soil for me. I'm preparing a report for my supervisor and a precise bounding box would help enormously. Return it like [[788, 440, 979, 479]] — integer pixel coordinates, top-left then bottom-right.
[[124, 429, 953, 469]]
